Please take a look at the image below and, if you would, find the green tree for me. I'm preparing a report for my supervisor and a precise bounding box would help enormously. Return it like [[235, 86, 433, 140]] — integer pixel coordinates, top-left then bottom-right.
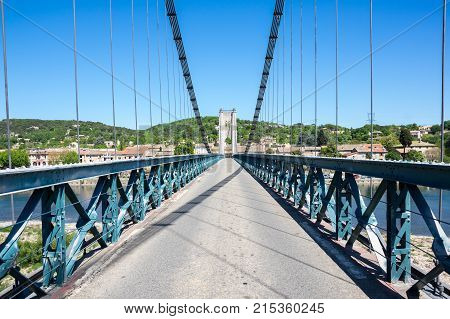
[[405, 150, 425, 162], [445, 138, 450, 157], [385, 150, 402, 161], [399, 128, 413, 159], [174, 141, 194, 155], [320, 145, 340, 158], [379, 134, 399, 151], [60, 151, 79, 164], [430, 124, 441, 135], [317, 129, 328, 146], [225, 137, 232, 145], [0, 149, 30, 169]]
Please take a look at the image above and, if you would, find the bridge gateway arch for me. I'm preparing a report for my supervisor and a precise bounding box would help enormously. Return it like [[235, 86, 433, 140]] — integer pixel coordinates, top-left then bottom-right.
[[218, 108, 238, 156]]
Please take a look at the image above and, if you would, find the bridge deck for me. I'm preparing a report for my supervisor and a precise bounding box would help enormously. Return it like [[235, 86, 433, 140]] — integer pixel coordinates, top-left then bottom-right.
[[63, 159, 399, 299]]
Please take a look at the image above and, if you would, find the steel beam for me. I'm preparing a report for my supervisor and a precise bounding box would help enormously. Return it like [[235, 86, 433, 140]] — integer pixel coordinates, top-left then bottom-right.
[[0, 154, 218, 195], [234, 154, 450, 190]]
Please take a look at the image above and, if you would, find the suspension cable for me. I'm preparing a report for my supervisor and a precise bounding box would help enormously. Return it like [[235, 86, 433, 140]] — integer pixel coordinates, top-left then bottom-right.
[[439, 0, 447, 221], [71, 0, 81, 162], [270, 58, 275, 123], [145, 0, 154, 156], [178, 61, 182, 122], [182, 64, 186, 120], [131, 0, 139, 158], [300, 0, 303, 150], [245, 0, 285, 153], [0, 0, 11, 169], [108, 0, 117, 159], [0, 0, 15, 224], [156, 0, 163, 147], [268, 83, 270, 127], [283, 8, 286, 126], [335, 0, 339, 152], [276, 47, 279, 126], [290, 0, 293, 150], [314, 0, 318, 156], [369, 0, 374, 159], [171, 37, 177, 133], [164, 10, 171, 145], [165, 0, 211, 153]]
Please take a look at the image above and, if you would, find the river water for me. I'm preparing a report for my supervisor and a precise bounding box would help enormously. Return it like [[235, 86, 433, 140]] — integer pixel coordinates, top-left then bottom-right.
[[0, 184, 449, 236]]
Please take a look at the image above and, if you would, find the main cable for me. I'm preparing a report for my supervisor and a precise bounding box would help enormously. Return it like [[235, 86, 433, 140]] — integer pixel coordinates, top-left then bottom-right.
[[245, 0, 285, 153], [165, 0, 211, 153]]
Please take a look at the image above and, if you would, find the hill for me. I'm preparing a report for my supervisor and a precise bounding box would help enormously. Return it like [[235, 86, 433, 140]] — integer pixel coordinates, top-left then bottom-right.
[[0, 118, 449, 151]]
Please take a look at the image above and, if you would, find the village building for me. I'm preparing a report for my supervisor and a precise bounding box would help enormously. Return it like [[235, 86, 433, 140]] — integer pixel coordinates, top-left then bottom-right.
[[394, 141, 438, 155], [338, 144, 387, 160]]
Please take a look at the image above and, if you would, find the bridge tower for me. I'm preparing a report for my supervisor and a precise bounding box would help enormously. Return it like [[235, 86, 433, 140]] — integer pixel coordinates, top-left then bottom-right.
[[218, 109, 237, 156]]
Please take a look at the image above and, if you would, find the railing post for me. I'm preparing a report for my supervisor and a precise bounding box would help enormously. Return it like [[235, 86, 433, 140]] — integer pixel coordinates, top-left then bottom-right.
[[336, 173, 352, 241], [309, 168, 319, 219], [386, 181, 411, 283], [41, 185, 66, 287], [283, 163, 292, 199], [102, 174, 120, 243]]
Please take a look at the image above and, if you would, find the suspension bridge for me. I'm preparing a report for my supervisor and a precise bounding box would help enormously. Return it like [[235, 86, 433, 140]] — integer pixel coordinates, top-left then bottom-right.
[[0, 0, 449, 300]]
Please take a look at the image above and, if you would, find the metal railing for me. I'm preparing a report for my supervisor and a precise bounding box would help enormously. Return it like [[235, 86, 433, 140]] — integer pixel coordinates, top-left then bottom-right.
[[234, 153, 450, 298], [0, 154, 222, 298]]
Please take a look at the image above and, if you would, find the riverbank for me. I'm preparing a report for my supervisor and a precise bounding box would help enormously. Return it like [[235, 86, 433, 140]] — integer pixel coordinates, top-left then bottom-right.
[[0, 223, 100, 292]]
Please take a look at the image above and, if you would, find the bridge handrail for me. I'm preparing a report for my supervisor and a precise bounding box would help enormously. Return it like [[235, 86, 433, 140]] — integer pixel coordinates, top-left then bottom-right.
[[236, 153, 450, 191], [0, 154, 222, 298], [0, 154, 219, 196], [234, 153, 450, 298]]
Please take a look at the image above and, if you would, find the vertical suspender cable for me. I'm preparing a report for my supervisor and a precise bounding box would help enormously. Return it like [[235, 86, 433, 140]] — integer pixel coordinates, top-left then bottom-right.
[[108, 0, 117, 159], [369, 0, 374, 197], [145, 0, 154, 156], [164, 12, 171, 145], [277, 50, 279, 125], [268, 85, 270, 123], [314, 0, 318, 155], [439, 0, 447, 221], [131, 0, 139, 158], [178, 63, 182, 121], [0, 0, 10, 169], [300, 0, 303, 150], [156, 0, 163, 147], [335, 0, 339, 152], [283, 11, 285, 126], [266, 74, 269, 133], [72, 0, 81, 162], [290, 0, 293, 150], [182, 65, 186, 119], [369, 0, 374, 159], [171, 40, 177, 125], [272, 59, 275, 124], [0, 0, 14, 223]]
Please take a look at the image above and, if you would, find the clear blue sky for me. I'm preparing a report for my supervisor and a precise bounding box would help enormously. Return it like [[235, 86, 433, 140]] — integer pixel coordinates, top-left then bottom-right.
[[0, 0, 448, 130]]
